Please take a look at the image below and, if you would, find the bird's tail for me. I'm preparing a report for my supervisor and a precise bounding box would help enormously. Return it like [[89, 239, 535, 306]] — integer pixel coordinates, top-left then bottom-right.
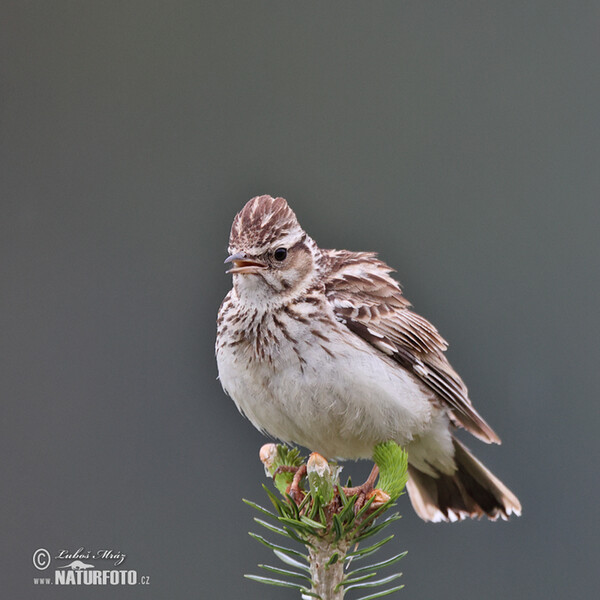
[[406, 438, 521, 522]]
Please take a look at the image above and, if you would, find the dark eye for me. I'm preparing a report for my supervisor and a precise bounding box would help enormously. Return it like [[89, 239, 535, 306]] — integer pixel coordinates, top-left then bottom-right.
[[273, 247, 287, 261]]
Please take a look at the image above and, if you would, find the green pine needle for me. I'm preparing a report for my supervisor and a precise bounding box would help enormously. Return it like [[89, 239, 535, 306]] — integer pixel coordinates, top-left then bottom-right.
[[354, 584, 406, 600]]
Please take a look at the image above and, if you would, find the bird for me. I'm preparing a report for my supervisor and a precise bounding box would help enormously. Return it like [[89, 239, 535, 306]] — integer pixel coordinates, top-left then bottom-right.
[[216, 195, 521, 522]]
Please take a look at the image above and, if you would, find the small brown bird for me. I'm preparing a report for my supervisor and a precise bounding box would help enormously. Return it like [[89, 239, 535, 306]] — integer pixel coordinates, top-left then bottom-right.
[[216, 195, 521, 522]]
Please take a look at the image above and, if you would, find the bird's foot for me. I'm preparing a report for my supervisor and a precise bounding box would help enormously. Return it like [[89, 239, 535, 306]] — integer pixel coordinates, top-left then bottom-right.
[[288, 464, 307, 504], [272, 465, 299, 476], [273, 464, 307, 504], [343, 464, 381, 513]]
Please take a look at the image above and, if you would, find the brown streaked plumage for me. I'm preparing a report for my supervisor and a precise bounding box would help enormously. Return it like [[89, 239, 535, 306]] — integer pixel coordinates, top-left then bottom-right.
[[216, 195, 521, 522]]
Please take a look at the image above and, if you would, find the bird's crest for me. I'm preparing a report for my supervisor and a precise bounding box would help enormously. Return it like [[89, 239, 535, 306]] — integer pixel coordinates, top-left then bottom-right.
[[229, 195, 305, 255]]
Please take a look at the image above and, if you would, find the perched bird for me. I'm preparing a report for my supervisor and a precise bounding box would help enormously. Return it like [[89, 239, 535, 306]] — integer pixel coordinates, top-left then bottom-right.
[[216, 195, 521, 522]]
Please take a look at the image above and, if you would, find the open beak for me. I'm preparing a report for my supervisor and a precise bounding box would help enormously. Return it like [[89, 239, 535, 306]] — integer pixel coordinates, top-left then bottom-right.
[[224, 252, 267, 274]]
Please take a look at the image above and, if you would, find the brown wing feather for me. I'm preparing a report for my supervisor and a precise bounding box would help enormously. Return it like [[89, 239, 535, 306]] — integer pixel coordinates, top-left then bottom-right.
[[322, 249, 500, 444]]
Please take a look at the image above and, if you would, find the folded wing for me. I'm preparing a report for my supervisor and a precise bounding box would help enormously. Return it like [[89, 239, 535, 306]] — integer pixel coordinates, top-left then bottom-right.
[[322, 249, 500, 444]]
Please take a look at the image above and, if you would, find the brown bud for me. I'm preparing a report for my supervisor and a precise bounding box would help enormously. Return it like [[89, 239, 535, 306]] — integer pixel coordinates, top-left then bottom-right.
[[307, 452, 329, 476], [307, 453, 334, 504], [259, 443, 278, 473], [366, 488, 391, 511]]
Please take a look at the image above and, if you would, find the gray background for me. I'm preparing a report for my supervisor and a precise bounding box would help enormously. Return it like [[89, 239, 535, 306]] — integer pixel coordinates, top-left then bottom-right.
[[2, 2, 598, 599]]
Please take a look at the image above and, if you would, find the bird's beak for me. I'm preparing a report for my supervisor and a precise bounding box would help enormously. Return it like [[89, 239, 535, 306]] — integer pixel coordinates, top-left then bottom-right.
[[224, 252, 267, 274]]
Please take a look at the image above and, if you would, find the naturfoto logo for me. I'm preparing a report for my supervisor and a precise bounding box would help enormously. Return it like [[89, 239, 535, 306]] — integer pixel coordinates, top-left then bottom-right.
[[32, 547, 150, 587]]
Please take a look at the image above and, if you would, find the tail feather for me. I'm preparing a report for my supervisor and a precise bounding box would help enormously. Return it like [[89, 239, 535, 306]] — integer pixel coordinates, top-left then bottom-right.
[[406, 438, 521, 522]]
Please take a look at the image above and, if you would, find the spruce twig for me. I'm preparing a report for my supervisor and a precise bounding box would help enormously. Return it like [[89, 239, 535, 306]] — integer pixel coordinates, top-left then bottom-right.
[[245, 442, 408, 599]]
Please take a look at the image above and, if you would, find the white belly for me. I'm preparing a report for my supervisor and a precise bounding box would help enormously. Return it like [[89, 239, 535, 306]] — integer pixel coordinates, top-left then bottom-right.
[[217, 322, 435, 460]]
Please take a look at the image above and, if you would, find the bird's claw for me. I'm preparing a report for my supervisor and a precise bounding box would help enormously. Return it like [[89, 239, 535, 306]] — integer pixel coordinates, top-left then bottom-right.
[[342, 464, 380, 513], [288, 464, 307, 504]]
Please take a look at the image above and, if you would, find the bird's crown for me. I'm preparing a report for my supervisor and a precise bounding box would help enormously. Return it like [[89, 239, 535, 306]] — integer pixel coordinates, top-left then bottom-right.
[[229, 195, 305, 255]]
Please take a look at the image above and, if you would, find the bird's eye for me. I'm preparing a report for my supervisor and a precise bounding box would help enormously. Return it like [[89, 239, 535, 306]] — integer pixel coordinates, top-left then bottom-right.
[[273, 247, 288, 261]]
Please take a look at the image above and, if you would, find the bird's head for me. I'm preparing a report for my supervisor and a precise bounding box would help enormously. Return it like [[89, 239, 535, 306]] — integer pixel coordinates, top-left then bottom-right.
[[225, 196, 319, 306]]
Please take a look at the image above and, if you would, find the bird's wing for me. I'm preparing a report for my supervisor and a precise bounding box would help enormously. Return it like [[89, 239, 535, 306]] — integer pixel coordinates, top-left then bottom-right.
[[322, 249, 500, 444]]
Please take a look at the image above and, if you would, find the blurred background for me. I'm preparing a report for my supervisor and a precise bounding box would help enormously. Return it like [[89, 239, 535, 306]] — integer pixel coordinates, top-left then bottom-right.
[[2, 2, 598, 598]]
